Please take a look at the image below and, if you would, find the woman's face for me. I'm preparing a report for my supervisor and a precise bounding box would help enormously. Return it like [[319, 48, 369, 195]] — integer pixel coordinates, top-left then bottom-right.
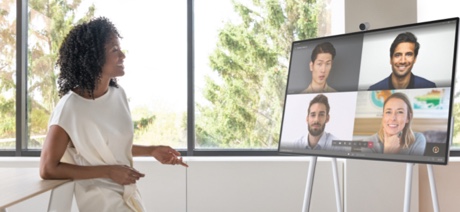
[[101, 35, 125, 79], [382, 98, 410, 136]]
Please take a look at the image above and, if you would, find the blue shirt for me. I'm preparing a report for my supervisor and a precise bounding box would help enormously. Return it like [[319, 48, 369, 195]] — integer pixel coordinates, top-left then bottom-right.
[[368, 74, 436, 90]]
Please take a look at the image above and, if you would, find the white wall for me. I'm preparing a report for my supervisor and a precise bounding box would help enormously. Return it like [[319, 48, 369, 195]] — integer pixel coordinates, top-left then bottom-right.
[[344, 0, 417, 33], [0, 157, 344, 212], [3, 157, 460, 211], [417, 0, 460, 22], [185, 157, 343, 212], [344, 160, 419, 212]]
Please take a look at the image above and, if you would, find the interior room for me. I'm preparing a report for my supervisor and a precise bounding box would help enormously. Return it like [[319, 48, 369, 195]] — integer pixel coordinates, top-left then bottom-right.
[[1, 0, 460, 211]]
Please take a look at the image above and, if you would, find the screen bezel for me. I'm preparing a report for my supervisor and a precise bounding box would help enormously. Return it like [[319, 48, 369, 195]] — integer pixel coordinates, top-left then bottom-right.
[[278, 17, 459, 165]]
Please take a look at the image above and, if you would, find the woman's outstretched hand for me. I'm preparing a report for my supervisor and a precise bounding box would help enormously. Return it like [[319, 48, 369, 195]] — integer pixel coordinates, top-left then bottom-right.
[[151, 145, 188, 167]]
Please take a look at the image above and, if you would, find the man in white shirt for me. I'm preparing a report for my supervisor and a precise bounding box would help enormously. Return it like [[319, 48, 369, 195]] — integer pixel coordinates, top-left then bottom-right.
[[293, 94, 338, 150]]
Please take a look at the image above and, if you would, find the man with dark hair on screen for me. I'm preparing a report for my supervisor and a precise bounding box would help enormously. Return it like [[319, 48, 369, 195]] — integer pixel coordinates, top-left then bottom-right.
[[293, 94, 338, 150], [368, 32, 436, 90], [302, 42, 337, 93]]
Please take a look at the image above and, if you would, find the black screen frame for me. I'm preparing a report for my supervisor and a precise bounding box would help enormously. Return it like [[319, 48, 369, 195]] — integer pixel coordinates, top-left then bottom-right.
[[278, 17, 459, 165]]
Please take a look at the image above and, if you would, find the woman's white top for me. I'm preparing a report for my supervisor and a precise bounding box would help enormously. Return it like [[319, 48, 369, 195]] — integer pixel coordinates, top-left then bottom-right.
[[48, 86, 145, 212]]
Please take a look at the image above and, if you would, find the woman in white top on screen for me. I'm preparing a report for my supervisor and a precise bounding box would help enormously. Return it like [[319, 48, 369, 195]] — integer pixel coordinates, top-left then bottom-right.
[[39, 17, 187, 212]]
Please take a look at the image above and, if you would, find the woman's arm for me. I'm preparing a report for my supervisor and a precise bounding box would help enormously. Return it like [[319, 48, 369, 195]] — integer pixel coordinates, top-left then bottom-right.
[[132, 145, 188, 167], [40, 125, 144, 185]]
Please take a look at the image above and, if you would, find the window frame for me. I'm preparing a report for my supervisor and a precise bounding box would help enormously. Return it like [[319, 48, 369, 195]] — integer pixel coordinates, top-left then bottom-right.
[[2, 0, 458, 157], [2, 0, 280, 157]]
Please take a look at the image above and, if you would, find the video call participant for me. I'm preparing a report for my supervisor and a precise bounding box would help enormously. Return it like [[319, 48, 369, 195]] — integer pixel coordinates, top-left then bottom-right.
[[292, 94, 339, 150], [302, 42, 337, 93], [363, 92, 426, 155], [368, 32, 436, 90]]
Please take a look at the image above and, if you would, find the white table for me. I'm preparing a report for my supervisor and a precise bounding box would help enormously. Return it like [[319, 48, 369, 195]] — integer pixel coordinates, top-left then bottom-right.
[[0, 168, 71, 211]]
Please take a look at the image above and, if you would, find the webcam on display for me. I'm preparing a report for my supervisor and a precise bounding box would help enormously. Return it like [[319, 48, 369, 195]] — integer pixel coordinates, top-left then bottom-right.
[[359, 22, 370, 31]]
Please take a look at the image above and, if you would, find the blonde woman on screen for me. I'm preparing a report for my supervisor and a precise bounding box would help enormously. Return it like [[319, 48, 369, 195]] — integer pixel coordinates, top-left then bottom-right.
[[364, 92, 426, 155]]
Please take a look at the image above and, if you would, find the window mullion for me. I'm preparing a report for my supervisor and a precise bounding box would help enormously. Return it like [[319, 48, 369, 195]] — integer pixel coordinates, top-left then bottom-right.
[[187, 0, 195, 156], [16, 0, 28, 156]]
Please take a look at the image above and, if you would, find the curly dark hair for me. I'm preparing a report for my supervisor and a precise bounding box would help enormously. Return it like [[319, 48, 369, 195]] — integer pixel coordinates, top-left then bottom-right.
[[56, 17, 121, 98]]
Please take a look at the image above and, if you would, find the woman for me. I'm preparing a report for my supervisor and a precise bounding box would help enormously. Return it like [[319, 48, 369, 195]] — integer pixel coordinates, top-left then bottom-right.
[[365, 92, 426, 155], [39, 17, 187, 212]]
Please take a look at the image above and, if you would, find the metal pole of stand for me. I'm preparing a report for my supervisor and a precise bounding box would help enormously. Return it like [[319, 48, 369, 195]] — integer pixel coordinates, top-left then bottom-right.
[[403, 163, 414, 212], [302, 156, 317, 212], [331, 158, 342, 212], [427, 164, 440, 212]]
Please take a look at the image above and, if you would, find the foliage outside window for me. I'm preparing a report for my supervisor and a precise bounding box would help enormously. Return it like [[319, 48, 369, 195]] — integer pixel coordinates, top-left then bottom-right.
[[0, 0, 16, 150], [194, 0, 328, 149], [25, 0, 188, 150], [27, 0, 96, 149]]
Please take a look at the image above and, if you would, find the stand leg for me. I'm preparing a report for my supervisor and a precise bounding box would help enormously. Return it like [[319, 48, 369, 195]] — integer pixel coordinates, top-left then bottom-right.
[[427, 165, 439, 212], [302, 156, 317, 212], [403, 163, 414, 212], [331, 158, 342, 212]]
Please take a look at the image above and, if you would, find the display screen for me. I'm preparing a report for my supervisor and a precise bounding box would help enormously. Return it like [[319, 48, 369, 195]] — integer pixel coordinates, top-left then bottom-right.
[[278, 18, 459, 165]]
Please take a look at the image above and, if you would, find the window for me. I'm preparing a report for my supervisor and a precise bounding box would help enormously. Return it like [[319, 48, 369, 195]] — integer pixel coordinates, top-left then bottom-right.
[[27, 1, 63, 150], [193, 0, 329, 152], [0, 0, 16, 151], [27, 1, 187, 153]]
